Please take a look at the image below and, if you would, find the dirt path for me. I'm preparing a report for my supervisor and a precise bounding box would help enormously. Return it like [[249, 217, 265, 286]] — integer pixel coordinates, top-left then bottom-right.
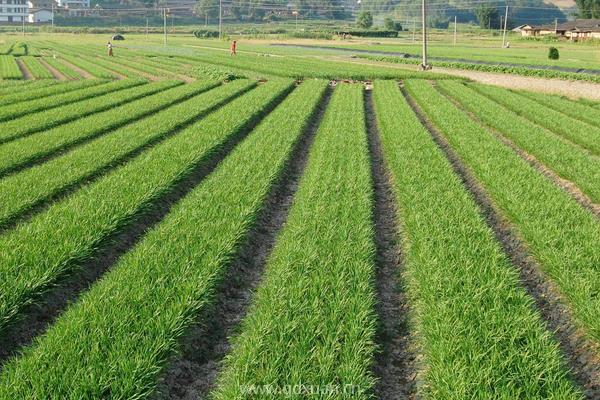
[[84, 56, 130, 80], [59, 59, 94, 79], [335, 56, 600, 101], [15, 58, 33, 80], [404, 86, 600, 398], [37, 58, 66, 81], [365, 88, 417, 400], [135, 60, 195, 83], [273, 43, 600, 75], [433, 67, 600, 101]]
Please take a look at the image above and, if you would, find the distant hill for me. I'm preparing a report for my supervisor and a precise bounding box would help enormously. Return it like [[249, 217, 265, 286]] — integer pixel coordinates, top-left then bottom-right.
[[358, 0, 569, 26], [544, 0, 576, 11]]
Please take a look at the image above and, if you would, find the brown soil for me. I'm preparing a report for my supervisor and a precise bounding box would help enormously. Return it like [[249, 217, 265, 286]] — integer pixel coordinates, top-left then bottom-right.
[[134, 58, 195, 83], [88, 56, 136, 80], [337, 56, 600, 101], [435, 84, 600, 218], [433, 67, 600, 101], [0, 83, 254, 234], [58, 59, 94, 79], [403, 86, 600, 398], [364, 88, 417, 399], [37, 58, 66, 81], [0, 84, 293, 372], [15, 58, 33, 80], [152, 84, 332, 400]]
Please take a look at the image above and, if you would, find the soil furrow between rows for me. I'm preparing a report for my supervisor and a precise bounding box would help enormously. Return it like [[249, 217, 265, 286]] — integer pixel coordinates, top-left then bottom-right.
[[364, 87, 417, 400], [434, 83, 600, 219], [401, 84, 600, 399], [0, 85, 253, 235], [0, 83, 293, 371], [153, 84, 333, 400]]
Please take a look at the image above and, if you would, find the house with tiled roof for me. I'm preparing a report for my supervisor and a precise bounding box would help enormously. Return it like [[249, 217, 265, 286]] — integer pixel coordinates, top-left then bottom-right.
[[520, 19, 600, 40]]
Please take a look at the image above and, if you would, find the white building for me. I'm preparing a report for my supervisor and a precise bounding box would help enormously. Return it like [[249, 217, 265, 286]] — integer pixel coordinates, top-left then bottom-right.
[[56, 0, 89, 11], [27, 0, 55, 22], [28, 8, 51, 22], [0, 0, 28, 22]]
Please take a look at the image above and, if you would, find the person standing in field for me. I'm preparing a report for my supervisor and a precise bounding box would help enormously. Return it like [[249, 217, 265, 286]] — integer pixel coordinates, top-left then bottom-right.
[[107, 41, 114, 57], [230, 40, 237, 56]]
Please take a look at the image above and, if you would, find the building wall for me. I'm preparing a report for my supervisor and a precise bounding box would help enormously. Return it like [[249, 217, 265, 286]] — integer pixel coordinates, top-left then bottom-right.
[[56, 0, 89, 8], [521, 30, 537, 36], [28, 0, 55, 9], [28, 8, 51, 22], [0, 0, 27, 22]]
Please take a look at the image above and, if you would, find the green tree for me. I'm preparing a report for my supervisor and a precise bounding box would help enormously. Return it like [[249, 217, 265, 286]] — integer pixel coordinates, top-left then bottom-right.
[[356, 10, 373, 28], [384, 16, 402, 30], [575, 0, 600, 18], [475, 4, 499, 29], [195, 0, 219, 19]]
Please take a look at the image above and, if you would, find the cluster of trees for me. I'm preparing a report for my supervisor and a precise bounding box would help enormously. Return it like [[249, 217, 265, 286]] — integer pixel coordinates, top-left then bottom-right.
[[356, 12, 402, 30], [357, 0, 566, 29], [575, 0, 600, 18], [195, 0, 352, 22], [190, 0, 579, 27]]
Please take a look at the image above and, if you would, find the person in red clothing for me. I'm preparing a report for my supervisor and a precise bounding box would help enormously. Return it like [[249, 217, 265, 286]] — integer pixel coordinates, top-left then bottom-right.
[[230, 40, 237, 56]]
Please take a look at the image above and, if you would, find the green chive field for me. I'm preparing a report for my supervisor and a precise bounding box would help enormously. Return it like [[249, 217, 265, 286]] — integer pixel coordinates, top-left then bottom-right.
[[0, 37, 598, 400]]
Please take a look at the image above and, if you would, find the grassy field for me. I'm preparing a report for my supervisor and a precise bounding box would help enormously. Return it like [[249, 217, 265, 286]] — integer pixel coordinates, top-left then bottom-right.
[[2, 31, 599, 81], [0, 33, 598, 399]]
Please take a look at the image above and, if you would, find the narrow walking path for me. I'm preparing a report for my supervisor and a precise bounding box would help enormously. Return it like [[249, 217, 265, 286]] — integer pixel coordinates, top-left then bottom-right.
[[434, 67, 600, 101], [37, 58, 66, 81], [15, 58, 32, 80], [336, 56, 600, 100]]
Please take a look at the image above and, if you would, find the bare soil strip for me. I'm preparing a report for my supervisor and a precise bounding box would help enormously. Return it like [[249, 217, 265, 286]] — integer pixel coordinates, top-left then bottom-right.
[[0, 81, 232, 181], [0, 86, 293, 371], [364, 87, 417, 400], [134, 58, 195, 83], [434, 67, 600, 101], [335, 55, 600, 101], [15, 58, 32, 80], [402, 85, 600, 399], [152, 84, 332, 400], [272, 44, 600, 76], [58, 59, 94, 79], [37, 58, 66, 81], [435, 84, 600, 219], [0, 86, 254, 235], [83, 56, 150, 82], [85, 56, 128, 80]]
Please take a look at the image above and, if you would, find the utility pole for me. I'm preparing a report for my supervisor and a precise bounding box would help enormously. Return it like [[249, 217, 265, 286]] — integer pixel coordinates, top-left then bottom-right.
[[554, 18, 558, 34], [293, 10, 298, 31], [163, 8, 167, 45], [421, 0, 428, 69], [146, 17, 149, 39], [171, 13, 174, 33], [22, 13, 25, 36], [51, 3, 54, 30], [218, 0, 222, 39], [501, 4, 508, 47], [412, 17, 416, 43], [500, 15, 503, 30], [453, 15, 457, 46]]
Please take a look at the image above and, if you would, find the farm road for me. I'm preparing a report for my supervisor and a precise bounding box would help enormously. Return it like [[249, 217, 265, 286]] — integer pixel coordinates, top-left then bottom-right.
[[272, 43, 600, 75], [334, 56, 600, 100], [431, 67, 600, 101]]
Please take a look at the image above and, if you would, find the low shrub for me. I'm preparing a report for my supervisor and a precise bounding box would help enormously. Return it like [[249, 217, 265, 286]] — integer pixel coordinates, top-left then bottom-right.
[[193, 29, 220, 38]]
